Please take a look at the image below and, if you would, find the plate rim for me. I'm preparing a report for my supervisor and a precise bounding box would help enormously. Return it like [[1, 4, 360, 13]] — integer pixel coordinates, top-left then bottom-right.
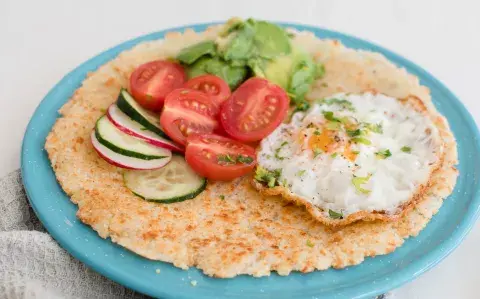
[[21, 21, 480, 299]]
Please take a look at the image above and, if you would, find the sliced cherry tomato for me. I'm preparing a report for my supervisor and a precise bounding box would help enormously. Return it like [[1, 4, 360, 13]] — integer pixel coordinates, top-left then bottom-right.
[[160, 88, 221, 145], [183, 74, 231, 106], [185, 134, 256, 181], [220, 77, 289, 142], [129, 60, 186, 111]]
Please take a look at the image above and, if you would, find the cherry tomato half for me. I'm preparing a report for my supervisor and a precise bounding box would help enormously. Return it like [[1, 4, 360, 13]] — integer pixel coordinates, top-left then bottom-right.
[[129, 60, 186, 111], [160, 88, 221, 145], [220, 78, 289, 142], [185, 134, 256, 181], [183, 74, 231, 106]]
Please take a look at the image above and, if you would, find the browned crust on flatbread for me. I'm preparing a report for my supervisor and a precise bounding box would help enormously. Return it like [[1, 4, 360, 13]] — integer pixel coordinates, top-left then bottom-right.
[[252, 94, 448, 227]]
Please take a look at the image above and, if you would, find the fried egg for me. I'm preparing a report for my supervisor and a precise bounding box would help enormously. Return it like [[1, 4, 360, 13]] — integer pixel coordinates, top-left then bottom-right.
[[255, 92, 443, 220]]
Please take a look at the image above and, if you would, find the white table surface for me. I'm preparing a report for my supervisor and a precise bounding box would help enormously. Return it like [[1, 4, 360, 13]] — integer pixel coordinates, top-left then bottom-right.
[[2, 0, 479, 298]]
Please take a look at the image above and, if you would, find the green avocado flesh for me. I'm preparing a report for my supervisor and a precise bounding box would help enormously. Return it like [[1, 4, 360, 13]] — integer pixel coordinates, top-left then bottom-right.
[[187, 57, 248, 90]]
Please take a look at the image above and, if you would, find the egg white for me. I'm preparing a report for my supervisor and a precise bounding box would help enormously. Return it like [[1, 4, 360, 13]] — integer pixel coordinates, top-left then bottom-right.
[[257, 93, 443, 217]]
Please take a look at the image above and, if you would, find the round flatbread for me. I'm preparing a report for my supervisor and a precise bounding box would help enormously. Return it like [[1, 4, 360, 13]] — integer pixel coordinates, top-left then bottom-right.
[[45, 25, 458, 277]]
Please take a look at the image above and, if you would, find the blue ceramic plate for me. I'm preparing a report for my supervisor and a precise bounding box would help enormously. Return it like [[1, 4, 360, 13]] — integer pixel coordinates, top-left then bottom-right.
[[21, 22, 480, 299]]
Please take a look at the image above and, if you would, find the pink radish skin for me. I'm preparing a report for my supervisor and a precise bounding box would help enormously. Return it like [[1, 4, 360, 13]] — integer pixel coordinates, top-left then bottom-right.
[[107, 105, 184, 153], [90, 132, 171, 170]]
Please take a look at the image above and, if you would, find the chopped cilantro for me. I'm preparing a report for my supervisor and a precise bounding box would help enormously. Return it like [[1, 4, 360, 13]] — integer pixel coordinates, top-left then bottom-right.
[[331, 152, 338, 158], [352, 150, 360, 155], [364, 122, 383, 134], [217, 154, 235, 164], [328, 209, 343, 219], [306, 239, 315, 247], [326, 122, 341, 130], [294, 100, 310, 112], [352, 137, 371, 145], [313, 130, 321, 136], [321, 98, 355, 112], [275, 142, 289, 160], [346, 129, 361, 137], [274, 151, 285, 160], [375, 149, 392, 159], [237, 155, 254, 164], [219, 195, 225, 200], [254, 167, 282, 188], [401, 146, 412, 153], [352, 174, 372, 194], [322, 111, 341, 123], [313, 147, 322, 158], [297, 170, 306, 177]]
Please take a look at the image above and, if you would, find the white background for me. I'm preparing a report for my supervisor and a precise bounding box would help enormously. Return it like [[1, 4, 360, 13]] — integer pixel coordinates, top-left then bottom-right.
[[2, 0, 479, 298]]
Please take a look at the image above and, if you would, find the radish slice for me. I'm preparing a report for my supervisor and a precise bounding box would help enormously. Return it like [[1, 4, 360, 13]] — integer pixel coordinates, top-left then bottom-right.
[[91, 132, 171, 170], [107, 105, 184, 152]]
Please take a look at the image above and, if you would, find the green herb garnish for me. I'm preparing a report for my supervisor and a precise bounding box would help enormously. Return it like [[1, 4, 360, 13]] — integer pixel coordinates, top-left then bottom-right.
[[328, 209, 343, 219], [352, 174, 372, 194], [313, 130, 321, 136], [401, 146, 412, 153], [313, 147, 323, 158], [274, 142, 289, 160], [352, 137, 371, 145], [306, 239, 315, 247], [294, 100, 310, 112], [288, 57, 317, 107], [322, 111, 341, 123], [346, 129, 361, 137], [237, 155, 254, 164], [326, 122, 341, 131], [219, 195, 225, 200], [365, 123, 383, 134], [375, 149, 392, 159], [331, 153, 338, 158], [321, 98, 355, 112], [217, 154, 235, 164], [297, 170, 306, 177], [254, 167, 282, 188]]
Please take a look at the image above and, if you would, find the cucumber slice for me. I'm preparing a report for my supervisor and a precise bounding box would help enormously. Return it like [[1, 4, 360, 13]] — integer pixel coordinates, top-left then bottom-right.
[[124, 155, 207, 203], [107, 105, 183, 152], [116, 89, 169, 138], [91, 132, 171, 170], [95, 116, 171, 160]]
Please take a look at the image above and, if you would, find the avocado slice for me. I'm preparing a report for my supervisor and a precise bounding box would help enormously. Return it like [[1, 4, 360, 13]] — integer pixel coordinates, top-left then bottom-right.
[[187, 57, 248, 90], [253, 20, 291, 59], [251, 47, 320, 108], [221, 19, 292, 65], [261, 55, 295, 89], [177, 40, 216, 65]]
